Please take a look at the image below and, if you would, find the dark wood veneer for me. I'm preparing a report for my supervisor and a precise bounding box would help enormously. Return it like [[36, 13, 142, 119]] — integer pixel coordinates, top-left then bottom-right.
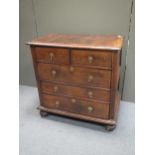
[[40, 81, 110, 103], [42, 94, 109, 119], [28, 34, 123, 131], [71, 49, 112, 69], [37, 64, 111, 88]]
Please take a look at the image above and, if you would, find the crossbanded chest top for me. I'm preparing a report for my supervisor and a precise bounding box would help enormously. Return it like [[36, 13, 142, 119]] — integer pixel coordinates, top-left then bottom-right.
[[28, 34, 123, 131]]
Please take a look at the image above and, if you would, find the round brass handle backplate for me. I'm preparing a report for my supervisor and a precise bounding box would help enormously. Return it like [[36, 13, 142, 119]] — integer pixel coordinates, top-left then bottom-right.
[[71, 98, 76, 103], [55, 101, 60, 107], [53, 86, 58, 92], [70, 66, 75, 72], [51, 70, 57, 77], [88, 91, 93, 98], [88, 75, 93, 82], [88, 56, 94, 64], [88, 106, 93, 113], [49, 53, 54, 61]]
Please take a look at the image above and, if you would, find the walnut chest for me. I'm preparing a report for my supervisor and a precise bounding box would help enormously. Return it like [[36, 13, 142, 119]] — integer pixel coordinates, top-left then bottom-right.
[[28, 34, 123, 131]]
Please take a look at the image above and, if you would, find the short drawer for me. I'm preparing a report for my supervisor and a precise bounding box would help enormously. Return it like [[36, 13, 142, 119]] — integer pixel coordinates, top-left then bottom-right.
[[37, 64, 111, 88], [71, 49, 112, 68], [42, 94, 109, 119], [34, 47, 69, 64], [41, 82, 110, 102]]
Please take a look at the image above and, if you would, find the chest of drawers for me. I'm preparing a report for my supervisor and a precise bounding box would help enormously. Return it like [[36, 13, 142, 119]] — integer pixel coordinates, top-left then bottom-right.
[[28, 34, 123, 131]]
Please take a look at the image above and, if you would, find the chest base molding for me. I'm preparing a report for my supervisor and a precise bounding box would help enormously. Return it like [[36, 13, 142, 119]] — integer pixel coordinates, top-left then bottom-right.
[[37, 105, 116, 126]]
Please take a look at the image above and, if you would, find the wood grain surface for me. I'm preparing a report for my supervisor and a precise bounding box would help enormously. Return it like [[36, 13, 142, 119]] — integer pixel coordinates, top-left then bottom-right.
[[27, 34, 123, 50], [37, 63, 111, 88], [42, 94, 109, 119], [29, 34, 123, 130]]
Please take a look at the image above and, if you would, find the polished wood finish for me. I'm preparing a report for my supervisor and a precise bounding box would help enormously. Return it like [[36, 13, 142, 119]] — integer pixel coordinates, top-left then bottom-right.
[[110, 51, 121, 119], [28, 34, 123, 131], [35, 47, 69, 64], [37, 64, 111, 88], [40, 82, 110, 103], [38, 105, 116, 125], [42, 94, 109, 119], [71, 49, 112, 69], [27, 34, 123, 50]]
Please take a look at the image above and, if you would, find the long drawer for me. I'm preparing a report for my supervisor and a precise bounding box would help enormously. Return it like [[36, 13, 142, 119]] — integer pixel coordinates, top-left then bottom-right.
[[37, 64, 111, 88], [42, 94, 109, 119], [40, 82, 110, 102]]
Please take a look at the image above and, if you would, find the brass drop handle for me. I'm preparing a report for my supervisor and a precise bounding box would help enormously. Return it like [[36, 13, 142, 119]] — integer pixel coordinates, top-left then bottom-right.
[[70, 66, 75, 72], [88, 91, 93, 98], [88, 106, 93, 113], [88, 56, 94, 64], [88, 75, 93, 82], [53, 86, 58, 92], [49, 53, 54, 61], [55, 100, 60, 107], [71, 98, 76, 103], [51, 70, 57, 77]]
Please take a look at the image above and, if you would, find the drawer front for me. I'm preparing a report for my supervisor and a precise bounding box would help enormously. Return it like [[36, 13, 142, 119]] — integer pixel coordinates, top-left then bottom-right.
[[42, 94, 109, 119], [35, 47, 69, 64], [41, 82, 110, 102], [71, 50, 112, 68], [37, 64, 111, 88]]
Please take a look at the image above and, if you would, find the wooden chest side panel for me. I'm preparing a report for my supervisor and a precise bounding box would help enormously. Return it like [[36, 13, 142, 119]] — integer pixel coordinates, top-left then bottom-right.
[[110, 51, 121, 119]]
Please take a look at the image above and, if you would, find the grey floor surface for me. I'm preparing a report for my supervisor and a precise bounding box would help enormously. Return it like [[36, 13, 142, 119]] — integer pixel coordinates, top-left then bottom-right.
[[20, 85, 135, 155]]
